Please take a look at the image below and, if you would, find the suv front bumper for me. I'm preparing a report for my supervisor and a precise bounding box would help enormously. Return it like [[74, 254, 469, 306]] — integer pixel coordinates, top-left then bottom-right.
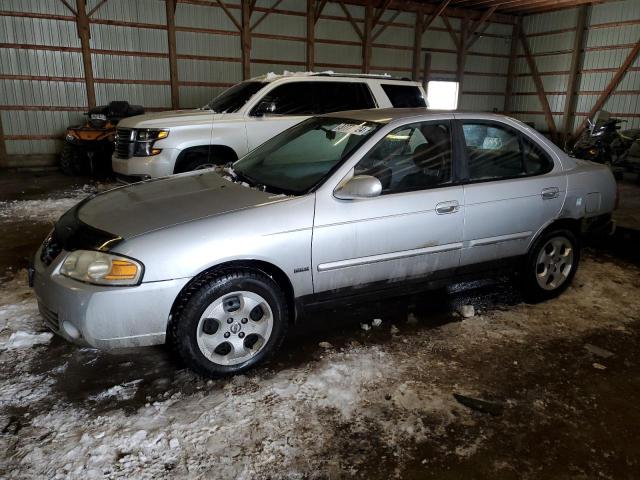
[[112, 148, 179, 179], [32, 246, 190, 349]]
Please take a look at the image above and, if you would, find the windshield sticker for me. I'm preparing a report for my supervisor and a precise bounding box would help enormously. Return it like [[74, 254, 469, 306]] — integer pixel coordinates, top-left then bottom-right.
[[331, 123, 373, 136]]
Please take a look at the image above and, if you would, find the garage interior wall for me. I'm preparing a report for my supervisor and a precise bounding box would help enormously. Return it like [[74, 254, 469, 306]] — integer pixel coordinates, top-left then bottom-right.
[[0, 0, 637, 169], [509, 0, 640, 140]]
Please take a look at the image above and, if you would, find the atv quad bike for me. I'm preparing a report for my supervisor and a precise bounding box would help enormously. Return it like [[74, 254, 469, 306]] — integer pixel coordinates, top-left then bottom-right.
[[61, 101, 144, 176]]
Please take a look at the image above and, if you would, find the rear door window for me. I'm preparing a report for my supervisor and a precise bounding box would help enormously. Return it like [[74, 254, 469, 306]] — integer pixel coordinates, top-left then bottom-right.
[[381, 84, 427, 108], [318, 82, 376, 113]]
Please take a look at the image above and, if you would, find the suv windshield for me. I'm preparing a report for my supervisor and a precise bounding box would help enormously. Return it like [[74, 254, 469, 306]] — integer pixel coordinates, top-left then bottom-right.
[[233, 117, 382, 195], [206, 81, 265, 113]]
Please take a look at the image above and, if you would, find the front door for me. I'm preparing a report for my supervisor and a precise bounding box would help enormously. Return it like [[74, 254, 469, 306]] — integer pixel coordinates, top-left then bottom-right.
[[312, 119, 464, 293]]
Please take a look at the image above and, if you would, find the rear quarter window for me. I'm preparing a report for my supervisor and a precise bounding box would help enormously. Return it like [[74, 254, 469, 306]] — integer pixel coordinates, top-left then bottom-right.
[[381, 84, 427, 108]]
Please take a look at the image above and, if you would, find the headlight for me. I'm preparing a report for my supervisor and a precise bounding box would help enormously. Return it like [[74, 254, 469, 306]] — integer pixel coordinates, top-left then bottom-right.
[[60, 250, 143, 286], [65, 133, 76, 142], [136, 129, 169, 141]]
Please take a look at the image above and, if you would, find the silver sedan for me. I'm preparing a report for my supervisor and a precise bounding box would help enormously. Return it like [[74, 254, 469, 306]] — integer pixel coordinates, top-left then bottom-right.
[[32, 109, 617, 376]]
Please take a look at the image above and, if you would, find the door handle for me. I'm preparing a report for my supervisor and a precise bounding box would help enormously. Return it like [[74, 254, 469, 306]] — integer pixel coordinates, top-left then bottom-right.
[[435, 201, 459, 215], [541, 187, 560, 200]]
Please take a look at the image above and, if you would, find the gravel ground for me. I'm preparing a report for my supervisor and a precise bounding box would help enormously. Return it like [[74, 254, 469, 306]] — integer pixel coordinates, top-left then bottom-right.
[[1, 173, 639, 479]]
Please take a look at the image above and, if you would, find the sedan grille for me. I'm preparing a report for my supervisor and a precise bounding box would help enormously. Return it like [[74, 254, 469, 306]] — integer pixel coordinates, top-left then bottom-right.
[[115, 128, 135, 159], [38, 302, 60, 332]]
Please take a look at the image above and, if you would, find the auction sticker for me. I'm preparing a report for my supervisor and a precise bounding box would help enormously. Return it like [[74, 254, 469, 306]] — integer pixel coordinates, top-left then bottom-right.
[[332, 123, 373, 135]]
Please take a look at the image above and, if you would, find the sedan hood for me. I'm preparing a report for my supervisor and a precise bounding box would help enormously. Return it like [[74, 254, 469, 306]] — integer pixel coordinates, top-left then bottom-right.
[[77, 172, 281, 239]]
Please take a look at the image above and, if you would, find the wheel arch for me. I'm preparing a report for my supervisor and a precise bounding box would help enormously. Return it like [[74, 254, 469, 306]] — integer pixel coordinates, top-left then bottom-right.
[[168, 259, 298, 336], [173, 144, 239, 173], [528, 217, 582, 253]]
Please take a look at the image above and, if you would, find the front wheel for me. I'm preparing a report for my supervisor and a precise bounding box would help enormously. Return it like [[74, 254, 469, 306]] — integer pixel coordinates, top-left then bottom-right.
[[170, 270, 288, 377], [59, 143, 85, 175], [521, 229, 580, 303]]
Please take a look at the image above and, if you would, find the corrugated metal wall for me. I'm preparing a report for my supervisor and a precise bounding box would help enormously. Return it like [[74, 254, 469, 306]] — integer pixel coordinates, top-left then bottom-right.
[[0, 0, 513, 168], [511, 0, 640, 136]]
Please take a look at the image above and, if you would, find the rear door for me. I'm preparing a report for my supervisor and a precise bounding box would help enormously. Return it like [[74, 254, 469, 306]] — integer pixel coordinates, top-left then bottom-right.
[[455, 117, 565, 268]]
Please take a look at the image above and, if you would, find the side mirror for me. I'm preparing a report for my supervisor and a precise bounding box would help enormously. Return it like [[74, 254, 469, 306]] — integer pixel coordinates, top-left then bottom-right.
[[254, 101, 276, 117], [334, 175, 382, 200]]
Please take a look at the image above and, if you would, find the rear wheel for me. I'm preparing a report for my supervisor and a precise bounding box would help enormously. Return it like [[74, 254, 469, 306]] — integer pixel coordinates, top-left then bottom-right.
[[170, 270, 288, 377], [59, 143, 84, 175], [521, 229, 580, 303]]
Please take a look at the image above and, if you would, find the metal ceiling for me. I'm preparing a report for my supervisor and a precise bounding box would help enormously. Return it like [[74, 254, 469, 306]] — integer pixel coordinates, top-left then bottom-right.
[[418, 0, 617, 15]]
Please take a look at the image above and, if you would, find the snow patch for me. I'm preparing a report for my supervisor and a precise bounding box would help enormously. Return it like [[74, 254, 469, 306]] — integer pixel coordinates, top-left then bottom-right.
[[1, 330, 52, 350]]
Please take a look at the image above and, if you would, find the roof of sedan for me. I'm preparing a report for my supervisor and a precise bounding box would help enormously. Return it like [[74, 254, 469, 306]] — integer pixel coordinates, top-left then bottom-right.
[[324, 108, 512, 124]]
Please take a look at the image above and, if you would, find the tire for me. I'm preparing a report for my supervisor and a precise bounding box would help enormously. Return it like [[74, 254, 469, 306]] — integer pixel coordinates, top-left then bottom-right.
[[169, 270, 288, 377], [59, 143, 83, 175], [521, 228, 580, 303], [176, 152, 216, 173]]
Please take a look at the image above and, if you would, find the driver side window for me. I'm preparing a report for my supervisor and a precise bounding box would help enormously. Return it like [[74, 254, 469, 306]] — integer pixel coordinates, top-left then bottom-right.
[[354, 121, 453, 194]]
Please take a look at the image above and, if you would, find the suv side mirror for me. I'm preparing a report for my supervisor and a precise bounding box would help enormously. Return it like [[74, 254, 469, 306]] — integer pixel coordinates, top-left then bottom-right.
[[254, 101, 276, 117], [334, 175, 382, 200]]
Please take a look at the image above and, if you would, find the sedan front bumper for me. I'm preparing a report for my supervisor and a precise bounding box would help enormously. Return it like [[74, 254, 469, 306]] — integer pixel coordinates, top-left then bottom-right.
[[33, 247, 190, 349]]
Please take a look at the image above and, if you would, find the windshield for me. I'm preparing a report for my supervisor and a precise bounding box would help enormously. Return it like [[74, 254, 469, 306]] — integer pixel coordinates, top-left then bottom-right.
[[206, 81, 265, 113], [233, 117, 382, 195]]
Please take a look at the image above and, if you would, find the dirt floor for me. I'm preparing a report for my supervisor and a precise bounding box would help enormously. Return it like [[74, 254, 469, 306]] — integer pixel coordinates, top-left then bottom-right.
[[1, 172, 640, 479]]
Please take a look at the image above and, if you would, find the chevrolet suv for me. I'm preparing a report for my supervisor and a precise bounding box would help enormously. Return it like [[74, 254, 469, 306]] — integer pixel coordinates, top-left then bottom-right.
[[111, 72, 427, 182]]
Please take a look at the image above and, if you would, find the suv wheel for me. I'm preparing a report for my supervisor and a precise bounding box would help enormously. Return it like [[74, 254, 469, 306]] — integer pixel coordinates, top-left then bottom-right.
[[521, 228, 580, 302], [170, 270, 288, 377]]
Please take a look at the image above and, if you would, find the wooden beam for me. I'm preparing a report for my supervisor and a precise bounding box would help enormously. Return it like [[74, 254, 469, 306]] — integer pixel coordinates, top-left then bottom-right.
[[214, 0, 242, 31], [0, 111, 7, 168], [87, 0, 109, 18], [519, 28, 557, 137], [372, 0, 392, 28], [503, 16, 520, 114], [562, 5, 587, 142], [166, 0, 179, 108], [241, 0, 252, 79], [337, 0, 364, 40], [423, 51, 432, 84], [465, 5, 497, 50], [363, 2, 373, 73], [250, 0, 284, 31], [307, 0, 315, 70], [314, 0, 328, 24], [456, 14, 468, 108], [371, 10, 400, 42], [412, 7, 423, 81], [423, 0, 452, 34], [573, 38, 640, 139], [58, 0, 76, 15], [502, 0, 601, 13], [441, 14, 460, 50], [75, 0, 96, 109]]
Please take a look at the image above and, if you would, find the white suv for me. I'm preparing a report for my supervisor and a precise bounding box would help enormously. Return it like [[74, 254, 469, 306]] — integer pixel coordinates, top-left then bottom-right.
[[111, 72, 427, 181]]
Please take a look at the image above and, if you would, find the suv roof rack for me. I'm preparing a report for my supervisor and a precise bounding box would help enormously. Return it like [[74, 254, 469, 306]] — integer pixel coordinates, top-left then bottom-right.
[[311, 72, 414, 82]]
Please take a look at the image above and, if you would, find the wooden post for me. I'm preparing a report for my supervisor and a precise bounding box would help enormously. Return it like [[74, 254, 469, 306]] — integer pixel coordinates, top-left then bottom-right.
[[504, 16, 520, 114], [0, 113, 7, 168], [75, 0, 96, 108], [363, 2, 372, 73], [520, 28, 557, 138], [562, 5, 587, 143], [306, 0, 315, 71], [241, 0, 252, 80], [423, 51, 432, 85], [166, 0, 179, 109], [412, 8, 423, 81], [456, 15, 468, 109]]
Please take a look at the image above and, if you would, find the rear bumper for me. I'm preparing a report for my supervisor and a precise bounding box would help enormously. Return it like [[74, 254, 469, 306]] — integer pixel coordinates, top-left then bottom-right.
[[112, 148, 179, 179], [582, 213, 615, 236], [33, 246, 190, 349]]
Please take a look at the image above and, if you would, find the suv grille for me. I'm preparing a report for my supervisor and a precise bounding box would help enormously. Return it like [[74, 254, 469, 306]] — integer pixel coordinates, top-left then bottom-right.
[[115, 128, 135, 159]]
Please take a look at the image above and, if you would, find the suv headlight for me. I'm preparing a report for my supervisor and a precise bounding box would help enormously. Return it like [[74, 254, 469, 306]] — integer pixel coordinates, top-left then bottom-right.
[[60, 250, 144, 286], [132, 129, 169, 157]]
